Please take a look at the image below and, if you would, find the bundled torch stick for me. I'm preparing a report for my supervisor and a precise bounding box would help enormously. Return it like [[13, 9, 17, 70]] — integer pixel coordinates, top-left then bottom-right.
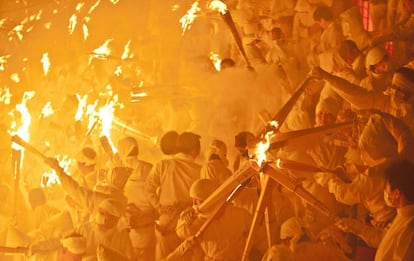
[[219, 10, 253, 69], [256, 77, 310, 138], [11, 135, 46, 160], [263, 163, 336, 219]]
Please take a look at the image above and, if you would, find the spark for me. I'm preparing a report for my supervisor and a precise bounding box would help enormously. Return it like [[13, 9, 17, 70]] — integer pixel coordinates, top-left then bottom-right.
[[179, 1, 201, 35]]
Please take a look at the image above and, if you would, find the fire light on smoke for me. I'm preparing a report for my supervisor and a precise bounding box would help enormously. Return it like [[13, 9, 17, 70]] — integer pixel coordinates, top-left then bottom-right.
[[41, 52, 50, 76], [179, 1, 201, 35], [208, 0, 227, 14], [40, 155, 73, 188]]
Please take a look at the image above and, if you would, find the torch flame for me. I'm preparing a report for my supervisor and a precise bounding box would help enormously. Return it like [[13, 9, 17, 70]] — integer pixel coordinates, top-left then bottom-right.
[[40, 52, 50, 76], [68, 14, 77, 34], [75, 94, 88, 121], [99, 96, 118, 153], [209, 52, 221, 71], [82, 22, 89, 40], [90, 39, 113, 62], [255, 120, 279, 167], [121, 40, 133, 60], [0, 87, 12, 104], [88, 0, 101, 14], [40, 101, 54, 118], [10, 91, 35, 153], [208, 0, 227, 14], [40, 155, 73, 188], [179, 1, 201, 35]]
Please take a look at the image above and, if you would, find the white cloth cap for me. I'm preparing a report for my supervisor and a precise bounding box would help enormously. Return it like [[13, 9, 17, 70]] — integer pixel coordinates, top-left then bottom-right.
[[61, 234, 87, 255], [189, 179, 219, 201], [315, 97, 340, 116], [280, 217, 303, 240], [365, 47, 387, 68]]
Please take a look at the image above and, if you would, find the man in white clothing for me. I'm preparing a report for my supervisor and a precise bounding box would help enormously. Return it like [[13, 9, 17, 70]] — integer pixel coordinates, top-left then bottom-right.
[[145, 132, 201, 259], [375, 159, 414, 260]]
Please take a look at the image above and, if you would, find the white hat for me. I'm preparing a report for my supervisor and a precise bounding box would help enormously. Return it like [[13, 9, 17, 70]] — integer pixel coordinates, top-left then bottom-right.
[[98, 198, 124, 217], [61, 233, 87, 255], [189, 179, 219, 201], [280, 217, 303, 240], [365, 46, 387, 69], [315, 97, 340, 116]]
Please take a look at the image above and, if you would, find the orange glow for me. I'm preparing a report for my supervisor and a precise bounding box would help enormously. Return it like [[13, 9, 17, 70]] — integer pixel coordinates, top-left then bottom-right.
[[179, 1, 201, 35]]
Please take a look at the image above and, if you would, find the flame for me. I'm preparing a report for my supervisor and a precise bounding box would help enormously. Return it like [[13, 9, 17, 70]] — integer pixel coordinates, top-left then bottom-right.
[[88, 0, 101, 14], [121, 40, 132, 60], [85, 100, 99, 133], [209, 52, 221, 71], [0, 55, 10, 71], [76, 2, 85, 11], [41, 52, 50, 76], [75, 94, 88, 121], [9, 91, 35, 152], [0, 87, 12, 104], [208, 0, 227, 14], [10, 73, 20, 83], [98, 96, 118, 153], [90, 39, 113, 62], [255, 120, 279, 167], [68, 14, 77, 34], [41, 155, 73, 188], [40, 101, 54, 118], [82, 22, 89, 40], [179, 1, 201, 35], [276, 158, 281, 168]]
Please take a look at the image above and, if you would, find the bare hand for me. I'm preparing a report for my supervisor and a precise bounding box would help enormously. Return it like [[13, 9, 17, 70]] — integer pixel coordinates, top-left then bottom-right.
[[180, 207, 197, 225]]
